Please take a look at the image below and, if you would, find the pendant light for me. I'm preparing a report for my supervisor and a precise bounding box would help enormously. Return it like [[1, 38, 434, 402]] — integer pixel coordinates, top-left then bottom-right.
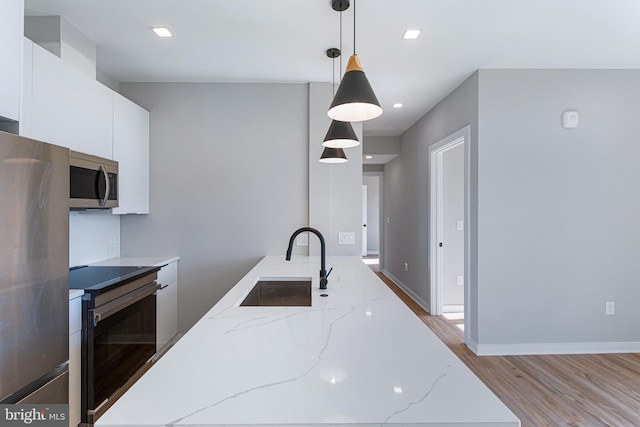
[[319, 147, 348, 163], [328, 0, 382, 122], [323, 5, 359, 149]]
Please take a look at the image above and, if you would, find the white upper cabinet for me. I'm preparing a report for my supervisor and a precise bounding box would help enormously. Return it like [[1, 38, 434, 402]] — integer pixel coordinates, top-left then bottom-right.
[[30, 43, 113, 159], [112, 93, 150, 214], [0, 0, 24, 122]]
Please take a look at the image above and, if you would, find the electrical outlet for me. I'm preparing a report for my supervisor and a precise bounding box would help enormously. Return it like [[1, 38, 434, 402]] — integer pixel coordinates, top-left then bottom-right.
[[457, 275, 464, 285], [338, 232, 355, 245], [296, 233, 308, 246], [605, 301, 615, 315], [456, 220, 464, 231], [109, 235, 117, 248], [404, 262, 409, 271], [387, 217, 390, 224]]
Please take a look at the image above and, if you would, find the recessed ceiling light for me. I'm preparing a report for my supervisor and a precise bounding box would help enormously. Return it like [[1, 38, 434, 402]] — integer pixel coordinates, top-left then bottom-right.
[[365, 155, 373, 159], [393, 386, 403, 394], [393, 103, 403, 109], [151, 27, 173, 38], [402, 29, 421, 40]]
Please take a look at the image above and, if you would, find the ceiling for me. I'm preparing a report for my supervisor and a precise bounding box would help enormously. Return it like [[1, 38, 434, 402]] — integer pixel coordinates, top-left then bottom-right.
[[25, 0, 640, 137]]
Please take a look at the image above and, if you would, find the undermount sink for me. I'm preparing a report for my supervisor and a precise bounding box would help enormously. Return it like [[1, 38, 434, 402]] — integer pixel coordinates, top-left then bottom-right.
[[239, 277, 312, 307]]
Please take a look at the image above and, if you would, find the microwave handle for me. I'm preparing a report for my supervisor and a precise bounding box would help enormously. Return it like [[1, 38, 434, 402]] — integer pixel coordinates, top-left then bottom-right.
[[99, 164, 110, 207]]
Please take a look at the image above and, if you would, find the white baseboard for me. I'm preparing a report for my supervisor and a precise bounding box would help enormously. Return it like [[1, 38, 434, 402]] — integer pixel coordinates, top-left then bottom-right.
[[474, 341, 640, 356], [366, 251, 379, 255], [382, 269, 431, 313], [443, 304, 463, 313]]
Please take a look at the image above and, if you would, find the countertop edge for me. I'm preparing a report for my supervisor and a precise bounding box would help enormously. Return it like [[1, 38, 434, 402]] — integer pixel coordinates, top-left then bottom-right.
[[89, 256, 180, 268]]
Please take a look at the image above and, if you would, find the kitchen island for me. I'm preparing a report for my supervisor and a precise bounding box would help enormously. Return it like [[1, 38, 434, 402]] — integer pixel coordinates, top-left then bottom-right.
[[96, 256, 519, 426]]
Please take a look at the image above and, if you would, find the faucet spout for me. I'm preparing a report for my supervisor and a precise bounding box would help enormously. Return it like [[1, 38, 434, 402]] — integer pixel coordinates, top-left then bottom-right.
[[286, 227, 328, 289]]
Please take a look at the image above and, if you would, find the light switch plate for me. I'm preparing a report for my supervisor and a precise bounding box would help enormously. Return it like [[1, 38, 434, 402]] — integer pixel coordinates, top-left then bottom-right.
[[296, 234, 308, 246], [456, 220, 464, 231], [338, 232, 355, 245], [457, 275, 464, 285]]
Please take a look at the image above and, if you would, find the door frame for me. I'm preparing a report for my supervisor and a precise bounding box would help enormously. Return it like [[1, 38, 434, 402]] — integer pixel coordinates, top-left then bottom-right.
[[363, 171, 384, 268], [429, 125, 471, 342], [362, 184, 368, 256]]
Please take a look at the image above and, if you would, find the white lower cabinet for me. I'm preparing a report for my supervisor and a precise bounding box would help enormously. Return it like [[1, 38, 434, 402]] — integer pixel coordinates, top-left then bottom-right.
[[156, 261, 178, 357], [69, 293, 83, 427]]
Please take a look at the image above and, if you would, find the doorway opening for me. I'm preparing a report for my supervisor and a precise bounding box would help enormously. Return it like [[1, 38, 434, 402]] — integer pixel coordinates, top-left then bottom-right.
[[429, 126, 470, 342], [362, 172, 383, 271]]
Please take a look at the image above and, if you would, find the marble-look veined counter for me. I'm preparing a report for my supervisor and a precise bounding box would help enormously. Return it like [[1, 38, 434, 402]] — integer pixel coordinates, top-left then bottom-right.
[[96, 255, 519, 426]]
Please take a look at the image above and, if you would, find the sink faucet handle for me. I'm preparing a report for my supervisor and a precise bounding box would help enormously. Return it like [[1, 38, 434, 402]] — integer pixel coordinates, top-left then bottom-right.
[[326, 267, 333, 278]]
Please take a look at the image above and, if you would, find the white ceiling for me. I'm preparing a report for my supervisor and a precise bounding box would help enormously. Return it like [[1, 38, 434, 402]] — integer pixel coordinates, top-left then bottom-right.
[[25, 0, 640, 136]]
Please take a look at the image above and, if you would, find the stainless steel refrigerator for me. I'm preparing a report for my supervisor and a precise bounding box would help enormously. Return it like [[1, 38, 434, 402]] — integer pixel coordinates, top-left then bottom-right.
[[0, 131, 69, 404]]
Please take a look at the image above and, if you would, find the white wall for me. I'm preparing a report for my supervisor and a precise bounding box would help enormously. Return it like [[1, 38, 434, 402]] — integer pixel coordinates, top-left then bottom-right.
[[476, 69, 640, 351], [308, 83, 363, 257], [69, 211, 120, 267], [363, 174, 380, 254], [119, 83, 309, 332]]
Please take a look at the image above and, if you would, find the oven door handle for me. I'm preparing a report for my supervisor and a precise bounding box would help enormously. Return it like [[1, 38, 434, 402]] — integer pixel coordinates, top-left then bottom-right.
[[91, 281, 160, 325]]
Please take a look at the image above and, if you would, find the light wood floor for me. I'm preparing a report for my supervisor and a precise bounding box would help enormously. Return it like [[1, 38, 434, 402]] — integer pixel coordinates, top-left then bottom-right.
[[375, 271, 640, 427]]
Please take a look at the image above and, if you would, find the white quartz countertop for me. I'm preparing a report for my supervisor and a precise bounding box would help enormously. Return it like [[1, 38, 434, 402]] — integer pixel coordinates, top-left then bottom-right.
[[97, 255, 519, 427], [89, 256, 179, 268], [69, 289, 84, 300]]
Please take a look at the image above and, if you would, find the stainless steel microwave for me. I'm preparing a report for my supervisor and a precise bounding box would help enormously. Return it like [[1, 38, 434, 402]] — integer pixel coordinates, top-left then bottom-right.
[[69, 151, 118, 209]]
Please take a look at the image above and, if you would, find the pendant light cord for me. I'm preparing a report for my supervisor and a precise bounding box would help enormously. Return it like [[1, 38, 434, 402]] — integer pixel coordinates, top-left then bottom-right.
[[332, 57, 336, 97], [340, 8, 343, 77], [353, 0, 356, 55]]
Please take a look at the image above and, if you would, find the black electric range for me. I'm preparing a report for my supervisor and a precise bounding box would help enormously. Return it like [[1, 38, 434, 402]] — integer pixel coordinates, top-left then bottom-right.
[[69, 265, 161, 296]]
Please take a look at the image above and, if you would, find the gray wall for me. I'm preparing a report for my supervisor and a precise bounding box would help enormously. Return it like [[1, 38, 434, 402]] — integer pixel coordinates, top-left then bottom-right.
[[476, 69, 640, 347], [119, 83, 309, 332], [363, 164, 384, 173], [363, 174, 381, 254], [385, 68, 640, 352], [384, 72, 479, 333], [363, 135, 401, 155]]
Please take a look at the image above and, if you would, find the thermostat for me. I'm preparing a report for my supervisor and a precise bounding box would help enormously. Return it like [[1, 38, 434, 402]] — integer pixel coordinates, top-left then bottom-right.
[[562, 110, 579, 129]]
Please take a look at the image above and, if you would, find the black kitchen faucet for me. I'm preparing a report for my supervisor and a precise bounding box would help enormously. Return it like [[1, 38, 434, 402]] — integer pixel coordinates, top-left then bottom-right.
[[286, 227, 330, 289]]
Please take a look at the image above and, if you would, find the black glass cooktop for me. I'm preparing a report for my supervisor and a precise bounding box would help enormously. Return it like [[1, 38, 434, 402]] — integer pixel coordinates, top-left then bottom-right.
[[69, 265, 158, 293]]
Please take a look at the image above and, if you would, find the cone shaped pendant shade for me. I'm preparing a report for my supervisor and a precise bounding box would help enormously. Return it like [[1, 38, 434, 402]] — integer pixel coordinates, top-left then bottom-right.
[[323, 119, 359, 148], [319, 147, 348, 163], [328, 54, 382, 122]]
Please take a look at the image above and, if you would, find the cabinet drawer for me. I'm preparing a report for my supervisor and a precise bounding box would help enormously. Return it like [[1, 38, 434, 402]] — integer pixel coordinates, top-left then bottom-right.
[[69, 296, 83, 334], [158, 261, 177, 287]]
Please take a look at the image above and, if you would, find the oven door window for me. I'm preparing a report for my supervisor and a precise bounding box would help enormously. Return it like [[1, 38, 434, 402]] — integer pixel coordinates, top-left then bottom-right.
[[92, 294, 156, 407]]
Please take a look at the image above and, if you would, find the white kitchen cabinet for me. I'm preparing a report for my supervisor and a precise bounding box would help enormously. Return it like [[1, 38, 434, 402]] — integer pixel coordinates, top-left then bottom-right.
[[112, 93, 150, 214], [30, 43, 113, 159], [69, 291, 83, 427], [20, 38, 34, 138], [156, 261, 178, 357], [0, 0, 23, 122]]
